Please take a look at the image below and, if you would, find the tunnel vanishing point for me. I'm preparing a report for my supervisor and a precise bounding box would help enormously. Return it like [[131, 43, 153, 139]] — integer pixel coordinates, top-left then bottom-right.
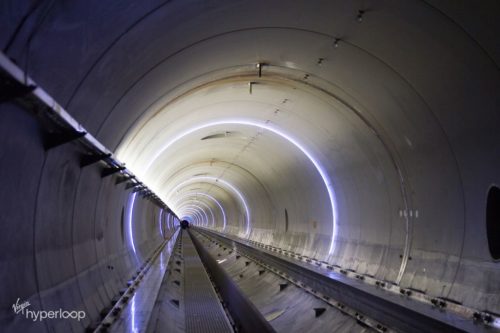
[[0, 1, 499, 333]]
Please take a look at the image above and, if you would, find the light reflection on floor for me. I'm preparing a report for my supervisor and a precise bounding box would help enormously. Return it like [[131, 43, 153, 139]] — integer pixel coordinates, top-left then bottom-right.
[[110, 229, 180, 333]]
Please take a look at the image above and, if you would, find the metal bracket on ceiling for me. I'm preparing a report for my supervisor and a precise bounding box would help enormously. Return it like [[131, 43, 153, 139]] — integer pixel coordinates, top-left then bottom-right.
[[256, 62, 266, 78], [81, 152, 112, 168], [132, 186, 145, 193], [0, 51, 174, 212], [126, 181, 142, 190], [115, 174, 134, 185], [101, 165, 126, 178], [0, 72, 36, 103], [44, 129, 87, 150], [314, 308, 326, 318]]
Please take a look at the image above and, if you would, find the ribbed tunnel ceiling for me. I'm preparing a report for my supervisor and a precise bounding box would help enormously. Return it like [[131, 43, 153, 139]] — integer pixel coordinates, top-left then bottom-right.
[[5, 0, 496, 263], [73, 0, 498, 267], [1, 0, 499, 324]]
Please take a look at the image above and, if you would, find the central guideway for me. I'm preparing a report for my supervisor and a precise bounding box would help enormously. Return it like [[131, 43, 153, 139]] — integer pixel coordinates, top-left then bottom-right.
[[182, 230, 234, 333]]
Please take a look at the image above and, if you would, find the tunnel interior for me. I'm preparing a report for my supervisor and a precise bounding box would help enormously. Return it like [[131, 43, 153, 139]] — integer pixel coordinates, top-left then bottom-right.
[[0, 1, 499, 332]]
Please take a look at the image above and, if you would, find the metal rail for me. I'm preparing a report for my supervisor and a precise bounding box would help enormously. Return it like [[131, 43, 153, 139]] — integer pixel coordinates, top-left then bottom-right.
[[92, 230, 180, 332], [189, 229, 276, 333], [182, 230, 234, 333], [194, 228, 495, 333]]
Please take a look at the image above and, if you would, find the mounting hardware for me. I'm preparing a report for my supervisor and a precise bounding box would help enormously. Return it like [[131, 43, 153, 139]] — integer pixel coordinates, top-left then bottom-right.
[[101, 165, 126, 178], [0, 78, 36, 103], [314, 308, 326, 318], [44, 130, 87, 150], [126, 182, 142, 190], [357, 10, 365, 22], [256, 62, 265, 77], [116, 174, 134, 185], [248, 81, 256, 94], [81, 152, 111, 168]]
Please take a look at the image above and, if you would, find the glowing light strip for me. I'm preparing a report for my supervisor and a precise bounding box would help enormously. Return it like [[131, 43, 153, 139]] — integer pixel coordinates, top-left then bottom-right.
[[188, 200, 215, 227], [144, 119, 338, 253], [158, 208, 163, 237], [127, 192, 137, 255], [171, 192, 227, 230], [180, 208, 201, 222], [191, 211, 203, 226], [181, 216, 194, 224], [131, 297, 138, 333], [172, 193, 218, 227], [178, 204, 210, 226], [178, 205, 204, 221], [181, 213, 197, 225], [179, 203, 208, 224], [181, 208, 204, 225], [173, 216, 179, 226], [168, 176, 250, 236]]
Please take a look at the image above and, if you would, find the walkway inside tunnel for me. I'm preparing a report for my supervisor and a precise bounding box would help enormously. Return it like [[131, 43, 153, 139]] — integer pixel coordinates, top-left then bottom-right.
[[0, 1, 499, 333]]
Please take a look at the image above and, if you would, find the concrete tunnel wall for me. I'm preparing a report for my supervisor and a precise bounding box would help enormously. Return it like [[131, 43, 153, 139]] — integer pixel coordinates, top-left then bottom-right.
[[0, 0, 499, 331], [0, 102, 178, 331]]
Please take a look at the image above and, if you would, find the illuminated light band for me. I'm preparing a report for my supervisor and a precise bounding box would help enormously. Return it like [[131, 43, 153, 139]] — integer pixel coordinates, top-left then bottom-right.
[[172, 216, 179, 227], [131, 297, 137, 333], [178, 204, 210, 226], [165, 212, 170, 230], [172, 192, 227, 230], [168, 213, 173, 229], [159, 208, 163, 237], [177, 201, 212, 227], [179, 202, 208, 225], [181, 215, 194, 224], [181, 212, 198, 225], [169, 213, 173, 229], [180, 207, 204, 225], [172, 192, 220, 228], [167, 176, 250, 236], [127, 192, 137, 255], [143, 119, 337, 253], [185, 200, 215, 227], [178, 204, 207, 223], [180, 208, 201, 223]]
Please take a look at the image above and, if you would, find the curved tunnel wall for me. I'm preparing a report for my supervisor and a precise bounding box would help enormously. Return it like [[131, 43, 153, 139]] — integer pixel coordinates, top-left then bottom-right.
[[0, 102, 178, 331], [0, 1, 499, 331]]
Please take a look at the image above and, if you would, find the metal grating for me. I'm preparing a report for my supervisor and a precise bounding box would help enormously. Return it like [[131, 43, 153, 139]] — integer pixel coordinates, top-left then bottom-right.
[[182, 231, 233, 333]]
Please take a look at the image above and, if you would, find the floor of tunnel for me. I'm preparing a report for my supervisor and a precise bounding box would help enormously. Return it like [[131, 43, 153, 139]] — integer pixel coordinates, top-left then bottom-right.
[[91, 227, 390, 333], [89, 226, 497, 333]]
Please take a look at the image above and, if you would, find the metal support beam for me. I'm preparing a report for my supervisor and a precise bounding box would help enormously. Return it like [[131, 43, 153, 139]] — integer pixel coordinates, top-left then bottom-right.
[[132, 186, 145, 193], [0, 51, 172, 211], [115, 175, 133, 185], [101, 166, 126, 178], [81, 153, 111, 168], [44, 130, 87, 150], [0, 71, 36, 103], [126, 181, 142, 190]]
